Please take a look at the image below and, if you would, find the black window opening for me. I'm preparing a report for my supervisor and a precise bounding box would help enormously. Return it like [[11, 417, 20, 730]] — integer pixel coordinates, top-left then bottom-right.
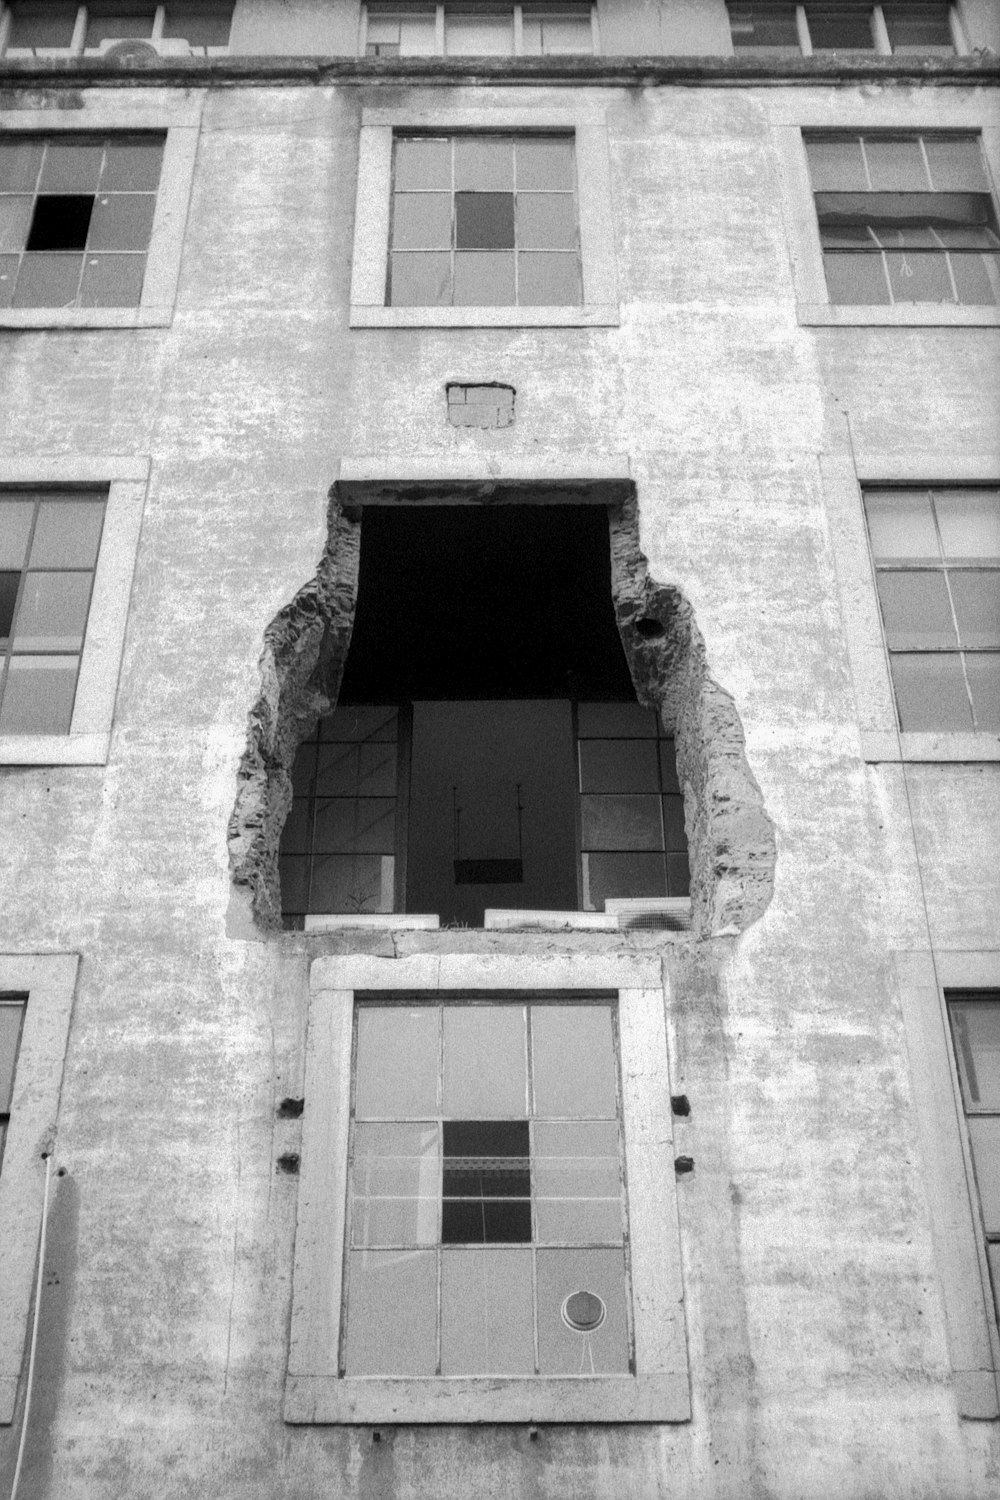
[[0, 994, 27, 1174], [278, 504, 691, 927]]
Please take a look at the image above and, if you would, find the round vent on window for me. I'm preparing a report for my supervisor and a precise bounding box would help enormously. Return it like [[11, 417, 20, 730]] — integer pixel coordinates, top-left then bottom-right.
[[103, 40, 160, 62], [561, 1290, 606, 1333]]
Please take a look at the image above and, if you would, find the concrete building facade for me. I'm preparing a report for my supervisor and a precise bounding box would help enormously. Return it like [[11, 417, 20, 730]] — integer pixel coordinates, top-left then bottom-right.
[[0, 2, 998, 1496]]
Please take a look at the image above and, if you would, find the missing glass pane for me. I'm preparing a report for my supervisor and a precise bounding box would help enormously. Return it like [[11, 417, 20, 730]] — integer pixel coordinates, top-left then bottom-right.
[[26, 196, 94, 252], [442, 1120, 531, 1244]]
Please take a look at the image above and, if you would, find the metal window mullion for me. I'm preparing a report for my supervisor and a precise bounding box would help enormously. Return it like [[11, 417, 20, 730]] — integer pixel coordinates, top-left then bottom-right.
[[70, 5, 87, 54], [871, 4, 891, 55], [795, 4, 811, 56], [513, 2, 523, 53], [434, 2, 444, 53]]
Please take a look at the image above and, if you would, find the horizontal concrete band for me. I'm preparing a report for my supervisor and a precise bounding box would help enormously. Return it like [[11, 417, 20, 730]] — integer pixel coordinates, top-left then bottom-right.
[[336, 455, 633, 509]]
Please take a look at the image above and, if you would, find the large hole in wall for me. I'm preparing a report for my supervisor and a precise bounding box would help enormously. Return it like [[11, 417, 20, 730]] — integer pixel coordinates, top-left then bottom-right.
[[228, 485, 775, 936]]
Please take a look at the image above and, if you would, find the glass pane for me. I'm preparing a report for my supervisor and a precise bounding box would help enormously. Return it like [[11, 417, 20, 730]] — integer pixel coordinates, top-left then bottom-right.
[[389, 251, 451, 306], [924, 137, 989, 194], [808, 8, 874, 50], [532, 1005, 617, 1118], [355, 1006, 438, 1118], [399, 13, 437, 52], [0, 1001, 25, 1114], [0, 656, 78, 733], [517, 193, 576, 249], [289, 740, 317, 793], [343, 1249, 437, 1375], [876, 571, 957, 649], [39, 142, 104, 194], [442, 1120, 531, 1244], [583, 851, 667, 909], [950, 572, 1000, 650], [576, 702, 657, 738], [87, 193, 156, 251], [666, 850, 691, 897], [0, 501, 35, 570], [0, 572, 20, 638], [351, 1122, 439, 1247], [517, 251, 580, 306], [453, 251, 515, 305], [889, 652, 972, 731], [823, 251, 890, 305], [394, 139, 452, 192], [445, 14, 514, 55], [25, 195, 93, 253], [29, 499, 104, 568], [534, 1120, 622, 1244], [865, 490, 940, 562], [806, 136, 867, 191], [951, 252, 1000, 307], [312, 797, 395, 853], [0, 255, 19, 306], [538, 15, 593, 54], [12, 252, 83, 307], [79, 253, 146, 307], [579, 739, 659, 794], [580, 793, 663, 851], [455, 192, 514, 250], [12, 571, 92, 651], [85, 9, 156, 45], [101, 140, 164, 192], [864, 137, 929, 192], [391, 192, 452, 250], [454, 138, 513, 192], [0, 196, 32, 254], [442, 1005, 527, 1117], [307, 853, 390, 914], [278, 798, 311, 855], [966, 653, 1000, 731], [278, 854, 309, 915], [884, 6, 953, 53], [163, 6, 233, 46], [320, 705, 398, 741], [517, 138, 575, 191], [0, 140, 44, 192], [659, 739, 681, 793], [440, 1248, 534, 1374], [9, 4, 77, 47], [949, 998, 1000, 1109], [316, 741, 396, 796], [662, 794, 687, 850], [967, 1117, 1000, 1234], [885, 250, 953, 303], [535, 1247, 629, 1374]]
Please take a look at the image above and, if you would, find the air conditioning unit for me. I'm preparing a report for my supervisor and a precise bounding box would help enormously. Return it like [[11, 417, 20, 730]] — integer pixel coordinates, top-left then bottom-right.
[[604, 896, 693, 933], [95, 37, 193, 60]]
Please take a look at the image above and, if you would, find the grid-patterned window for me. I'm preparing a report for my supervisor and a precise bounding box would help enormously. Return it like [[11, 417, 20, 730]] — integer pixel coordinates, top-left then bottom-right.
[[728, 3, 955, 54], [279, 706, 399, 923], [882, 1, 954, 52], [0, 996, 27, 1174], [363, 3, 594, 56], [0, 491, 107, 734], [947, 992, 1000, 1329], [804, 133, 1000, 306], [388, 133, 580, 308], [344, 996, 630, 1377], [1, 2, 233, 55], [578, 702, 689, 910], [0, 135, 164, 308], [864, 488, 1000, 732]]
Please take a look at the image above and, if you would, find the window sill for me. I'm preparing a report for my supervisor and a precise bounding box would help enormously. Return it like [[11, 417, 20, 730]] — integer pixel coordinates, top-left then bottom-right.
[[284, 1372, 690, 1425], [0, 733, 110, 766], [797, 303, 1000, 328], [303, 914, 440, 931], [861, 731, 1000, 763], [0, 306, 174, 329], [350, 304, 620, 329]]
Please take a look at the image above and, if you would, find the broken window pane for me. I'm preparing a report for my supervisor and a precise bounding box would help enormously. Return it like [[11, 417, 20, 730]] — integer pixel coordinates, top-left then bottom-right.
[[344, 1249, 437, 1375], [532, 1005, 617, 1119], [26, 196, 94, 252], [442, 1006, 527, 1118], [876, 571, 957, 649], [889, 652, 973, 731], [307, 853, 390, 913], [535, 1248, 629, 1374], [0, 656, 78, 733], [966, 654, 1000, 731], [0, 574, 19, 639], [440, 1248, 535, 1374], [355, 1006, 439, 1119], [351, 1122, 439, 1247]]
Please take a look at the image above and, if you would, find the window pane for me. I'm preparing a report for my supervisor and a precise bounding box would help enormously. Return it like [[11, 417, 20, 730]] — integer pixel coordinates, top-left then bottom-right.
[[581, 793, 663, 851], [885, 250, 954, 303], [532, 1005, 617, 1118], [29, 499, 104, 568], [79, 252, 147, 307], [517, 251, 580, 305], [659, 738, 681, 793], [442, 1005, 527, 1117], [535, 1248, 629, 1374], [453, 251, 515, 305], [101, 140, 164, 192], [163, 6, 233, 46], [865, 490, 939, 562], [399, 13, 437, 52], [278, 798, 311, 855], [864, 137, 929, 193], [662, 794, 687, 851], [312, 797, 395, 854], [666, 850, 691, 896], [823, 251, 889, 304], [394, 139, 452, 192], [0, 573, 20, 638], [289, 740, 317, 793], [12, 252, 83, 307], [583, 851, 667, 909], [351, 1122, 439, 1246], [0, 501, 35, 570], [85, 9, 156, 45], [517, 193, 576, 250], [39, 142, 104, 194], [0, 253, 19, 305], [26, 195, 93, 253], [889, 653, 972, 731], [884, 5, 953, 53], [87, 193, 156, 251], [454, 138, 513, 192], [949, 999, 1000, 1110], [576, 702, 657, 738], [445, 13, 514, 55], [391, 192, 452, 250], [808, 7, 875, 50], [0, 1001, 25, 1114], [876, 571, 956, 649], [534, 1121, 622, 1244], [950, 572, 1000, 650], [440, 1248, 534, 1374], [277, 854, 309, 914], [455, 192, 515, 250], [9, 3, 77, 48], [12, 571, 92, 651], [537, 15, 593, 54], [806, 136, 867, 191], [579, 739, 659, 793], [0, 140, 44, 193], [951, 252, 1000, 307], [0, 196, 33, 254], [924, 137, 989, 194], [355, 1006, 438, 1119], [389, 251, 451, 306], [517, 138, 575, 191], [344, 1249, 437, 1374], [729, 2, 800, 51], [0, 656, 78, 733], [967, 1118, 1000, 1234], [316, 741, 397, 796], [308, 853, 391, 913], [966, 653, 1000, 731], [320, 705, 398, 741]]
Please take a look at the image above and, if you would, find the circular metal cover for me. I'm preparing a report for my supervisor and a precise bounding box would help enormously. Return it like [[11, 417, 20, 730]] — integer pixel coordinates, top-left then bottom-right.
[[561, 1289, 606, 1333]]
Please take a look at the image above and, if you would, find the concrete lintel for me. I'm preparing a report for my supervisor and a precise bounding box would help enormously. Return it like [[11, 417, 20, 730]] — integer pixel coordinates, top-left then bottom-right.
[[336, 455, 633, 509], [310, 951, 662, 992]]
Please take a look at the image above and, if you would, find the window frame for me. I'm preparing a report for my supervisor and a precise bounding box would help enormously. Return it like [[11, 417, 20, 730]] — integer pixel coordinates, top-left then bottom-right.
[[0, 97, 201, 329], [286, 952, 690, 1424], [0, 3, 233, 57], [350, 106, 619, 329], [0, 457, 149, 766], [0, 953, 77, 1426], [359, 3, 599, 58], [728, 2, 967, 58]]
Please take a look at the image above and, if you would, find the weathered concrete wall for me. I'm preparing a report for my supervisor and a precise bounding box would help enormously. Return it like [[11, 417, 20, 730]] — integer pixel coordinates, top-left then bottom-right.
[[0, 62, 998, 1500]]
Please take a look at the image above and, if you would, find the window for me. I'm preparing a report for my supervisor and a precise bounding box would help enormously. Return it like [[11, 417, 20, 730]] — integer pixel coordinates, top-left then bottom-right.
[[728, 2, 958, 55], [0, 2, 233, 56], [286, 952, 689, 1423], [0, 996, 26, 1174], [362, 3, 595, 57], [804, 133, 1000, 307], [947, 991, 1000, 1334], [864, 488, 1000, 733], [388, 133, 580, 308]]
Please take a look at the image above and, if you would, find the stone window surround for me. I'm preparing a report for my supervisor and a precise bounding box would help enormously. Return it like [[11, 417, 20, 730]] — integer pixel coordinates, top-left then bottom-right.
[[0, 953, 77, 1426], [895, 948, 1000, 1419], [285, 951, 690, 1424], [349, 103, 619, 328], [0, 94, 201, 329], [769, 96, 1000, 327], [0, 456, 149, 766], [820, 446, 1000, 763]]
